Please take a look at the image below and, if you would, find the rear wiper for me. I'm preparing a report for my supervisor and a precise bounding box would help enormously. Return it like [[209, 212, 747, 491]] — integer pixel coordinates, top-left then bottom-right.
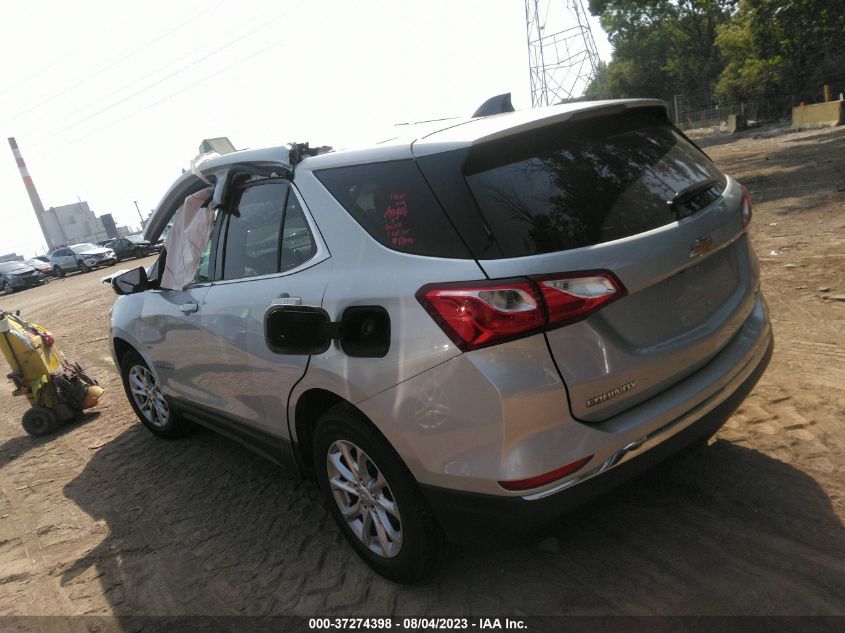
[[667, 178, 721, 215]]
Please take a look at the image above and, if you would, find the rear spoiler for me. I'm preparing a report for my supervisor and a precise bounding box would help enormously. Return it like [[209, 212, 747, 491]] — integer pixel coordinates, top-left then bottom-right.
[[473, 99, 670, 146]]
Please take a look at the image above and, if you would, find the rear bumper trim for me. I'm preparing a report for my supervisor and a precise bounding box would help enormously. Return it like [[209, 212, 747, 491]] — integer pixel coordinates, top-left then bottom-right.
[[420, 332, 773, 544], [523, 312, 772, 501]]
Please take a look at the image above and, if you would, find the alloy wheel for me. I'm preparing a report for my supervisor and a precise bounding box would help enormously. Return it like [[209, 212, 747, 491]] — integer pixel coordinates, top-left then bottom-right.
[[326, 439, 403, 558], [127, 364, 169, 428]]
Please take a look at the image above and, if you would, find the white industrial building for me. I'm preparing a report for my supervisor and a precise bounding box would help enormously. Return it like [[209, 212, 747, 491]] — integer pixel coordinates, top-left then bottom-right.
[[42, 201, 109, 247]]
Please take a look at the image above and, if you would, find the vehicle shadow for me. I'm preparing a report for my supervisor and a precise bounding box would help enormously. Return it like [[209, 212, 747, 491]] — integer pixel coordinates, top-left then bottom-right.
[[61, 426, 845, 616]]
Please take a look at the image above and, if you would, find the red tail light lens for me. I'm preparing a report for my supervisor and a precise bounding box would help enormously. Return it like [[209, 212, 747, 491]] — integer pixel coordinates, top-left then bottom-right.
[[417, 271, 624, 351], [740, 184, 752, 229], [416, 278, 545, 351], [499, 455, 593, 491], [536, 272, 625, 330]]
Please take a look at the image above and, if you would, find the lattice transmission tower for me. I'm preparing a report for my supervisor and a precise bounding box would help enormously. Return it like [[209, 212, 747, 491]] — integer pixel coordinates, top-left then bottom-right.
[[525, 0, 602, 107]]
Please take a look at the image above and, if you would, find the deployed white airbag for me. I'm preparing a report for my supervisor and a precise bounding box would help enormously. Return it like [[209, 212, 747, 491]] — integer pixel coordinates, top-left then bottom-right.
[[160, 186, 214, 291]]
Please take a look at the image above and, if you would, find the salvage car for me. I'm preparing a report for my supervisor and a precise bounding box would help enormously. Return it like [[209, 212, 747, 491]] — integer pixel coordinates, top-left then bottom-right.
[[24, 258, 54, 277], [109, 235, 155, 260], [0, 260, 48, 294], [49, 243, 117, 276], [108, 99, 773, 581]]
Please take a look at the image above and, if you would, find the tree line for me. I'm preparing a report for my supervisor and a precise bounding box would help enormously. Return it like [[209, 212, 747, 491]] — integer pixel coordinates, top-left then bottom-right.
[[584, 0, 845, 106]]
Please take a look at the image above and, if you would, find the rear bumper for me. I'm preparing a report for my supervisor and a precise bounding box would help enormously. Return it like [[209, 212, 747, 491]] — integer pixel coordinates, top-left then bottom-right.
[[421, 329, 773, 544]]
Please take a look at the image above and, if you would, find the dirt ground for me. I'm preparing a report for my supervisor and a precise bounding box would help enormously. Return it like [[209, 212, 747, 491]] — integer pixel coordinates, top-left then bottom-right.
[[1, 124, 843, 617]]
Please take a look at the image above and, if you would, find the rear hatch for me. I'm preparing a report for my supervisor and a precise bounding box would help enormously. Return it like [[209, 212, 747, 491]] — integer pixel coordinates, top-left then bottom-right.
[[418, 106, 758, 422]]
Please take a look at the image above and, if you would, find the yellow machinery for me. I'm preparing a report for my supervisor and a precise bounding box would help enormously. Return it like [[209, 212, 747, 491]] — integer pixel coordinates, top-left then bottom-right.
[[0, 310, 103, 436]]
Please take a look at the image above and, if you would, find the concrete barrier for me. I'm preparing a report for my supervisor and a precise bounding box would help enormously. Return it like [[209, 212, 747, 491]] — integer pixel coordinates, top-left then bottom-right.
[[791, 100, 845, 129], [727, 114, 747, 133]]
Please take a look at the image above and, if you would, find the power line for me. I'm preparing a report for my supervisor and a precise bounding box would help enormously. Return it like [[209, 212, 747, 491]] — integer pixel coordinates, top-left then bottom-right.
[[22, 15, 235, 138], [27, 3, 303, 150], [5, 0, 225, 122], [36, 23, 306, 154]]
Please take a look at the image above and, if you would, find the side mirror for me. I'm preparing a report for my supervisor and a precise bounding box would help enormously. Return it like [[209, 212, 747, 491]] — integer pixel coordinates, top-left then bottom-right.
[[111, 267, 149, 296]]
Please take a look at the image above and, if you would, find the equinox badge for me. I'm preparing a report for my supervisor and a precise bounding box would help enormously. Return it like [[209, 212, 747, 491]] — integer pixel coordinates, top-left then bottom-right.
[[586, 381, 638, 408]]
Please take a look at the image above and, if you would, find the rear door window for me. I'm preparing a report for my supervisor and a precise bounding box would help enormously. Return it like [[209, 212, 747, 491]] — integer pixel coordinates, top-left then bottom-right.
[[464, 112, 726, 258], [221, 181, 288, 280], [314, 160, 470, 258]]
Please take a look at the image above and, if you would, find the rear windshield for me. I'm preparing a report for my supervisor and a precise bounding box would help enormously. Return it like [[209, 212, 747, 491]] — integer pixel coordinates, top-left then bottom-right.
[[464, 112, 726, 258], [314, 160, 470, 258]]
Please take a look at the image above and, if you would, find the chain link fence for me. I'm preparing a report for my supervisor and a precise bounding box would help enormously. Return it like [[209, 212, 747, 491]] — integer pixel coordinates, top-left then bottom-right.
[[670, 74, 845, 131]]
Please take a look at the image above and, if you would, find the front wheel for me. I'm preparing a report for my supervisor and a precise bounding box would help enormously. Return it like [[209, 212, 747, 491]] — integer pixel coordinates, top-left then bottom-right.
[[78, 261, 90, 273], [120, 350, 191, 438], [53, 266, 64, 278], [313, 405, 444, 582], [3, 282, 13, 294]]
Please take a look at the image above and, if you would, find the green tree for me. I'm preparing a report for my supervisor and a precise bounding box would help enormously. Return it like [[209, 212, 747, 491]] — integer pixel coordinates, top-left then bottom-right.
[[585, 0, 735, 100], [715, 0, 845, 103]]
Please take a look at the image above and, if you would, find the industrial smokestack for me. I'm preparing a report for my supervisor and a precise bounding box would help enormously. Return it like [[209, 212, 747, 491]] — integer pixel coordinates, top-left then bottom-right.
[[8, 137, 53, 249]]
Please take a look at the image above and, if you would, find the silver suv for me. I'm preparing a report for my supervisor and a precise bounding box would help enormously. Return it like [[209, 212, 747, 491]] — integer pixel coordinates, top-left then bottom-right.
[[109, 99, 773, 581], [49, 243, 117, 276]]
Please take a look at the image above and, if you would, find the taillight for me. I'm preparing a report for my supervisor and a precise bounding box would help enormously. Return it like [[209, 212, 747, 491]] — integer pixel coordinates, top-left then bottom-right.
[[416, 271, 624, 351], [416, 278, 545, 352], [499, 455, 593, 491], [535, 272, 624, 330], [740, 184, 752, 229]]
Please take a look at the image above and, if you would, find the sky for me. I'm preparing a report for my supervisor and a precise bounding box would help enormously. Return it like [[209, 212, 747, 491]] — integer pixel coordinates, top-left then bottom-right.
[[0, 0, 612, 257]]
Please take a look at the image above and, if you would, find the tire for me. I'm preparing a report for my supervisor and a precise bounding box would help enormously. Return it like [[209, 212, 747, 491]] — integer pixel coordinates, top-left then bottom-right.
[[78, 261, 90, 273], [313, 405, 444, 582], [133, 247, 142, 258], [3, 282, 13, 294], [53, 266, 64, 278], [22, 405, 60, 436], [120, 350, 191, 438]]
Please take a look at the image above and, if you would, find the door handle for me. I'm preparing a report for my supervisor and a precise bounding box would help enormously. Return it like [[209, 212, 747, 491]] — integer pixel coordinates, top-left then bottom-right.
[[272, 296, 302, 306], [179, 303, 199, 313]]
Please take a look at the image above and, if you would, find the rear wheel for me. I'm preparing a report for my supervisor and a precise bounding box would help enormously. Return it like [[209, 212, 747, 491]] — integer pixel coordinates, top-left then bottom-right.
[[313, 405, 443, 582], [22, 405, 60, 436], [120, 350, 190, 438]]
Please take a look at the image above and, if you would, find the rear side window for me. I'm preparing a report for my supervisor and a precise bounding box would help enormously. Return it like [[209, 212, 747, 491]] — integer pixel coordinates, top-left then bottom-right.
[[464, 112, 726, 258], [280, 193, 317, 272], [315, 160, 470, 258]]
